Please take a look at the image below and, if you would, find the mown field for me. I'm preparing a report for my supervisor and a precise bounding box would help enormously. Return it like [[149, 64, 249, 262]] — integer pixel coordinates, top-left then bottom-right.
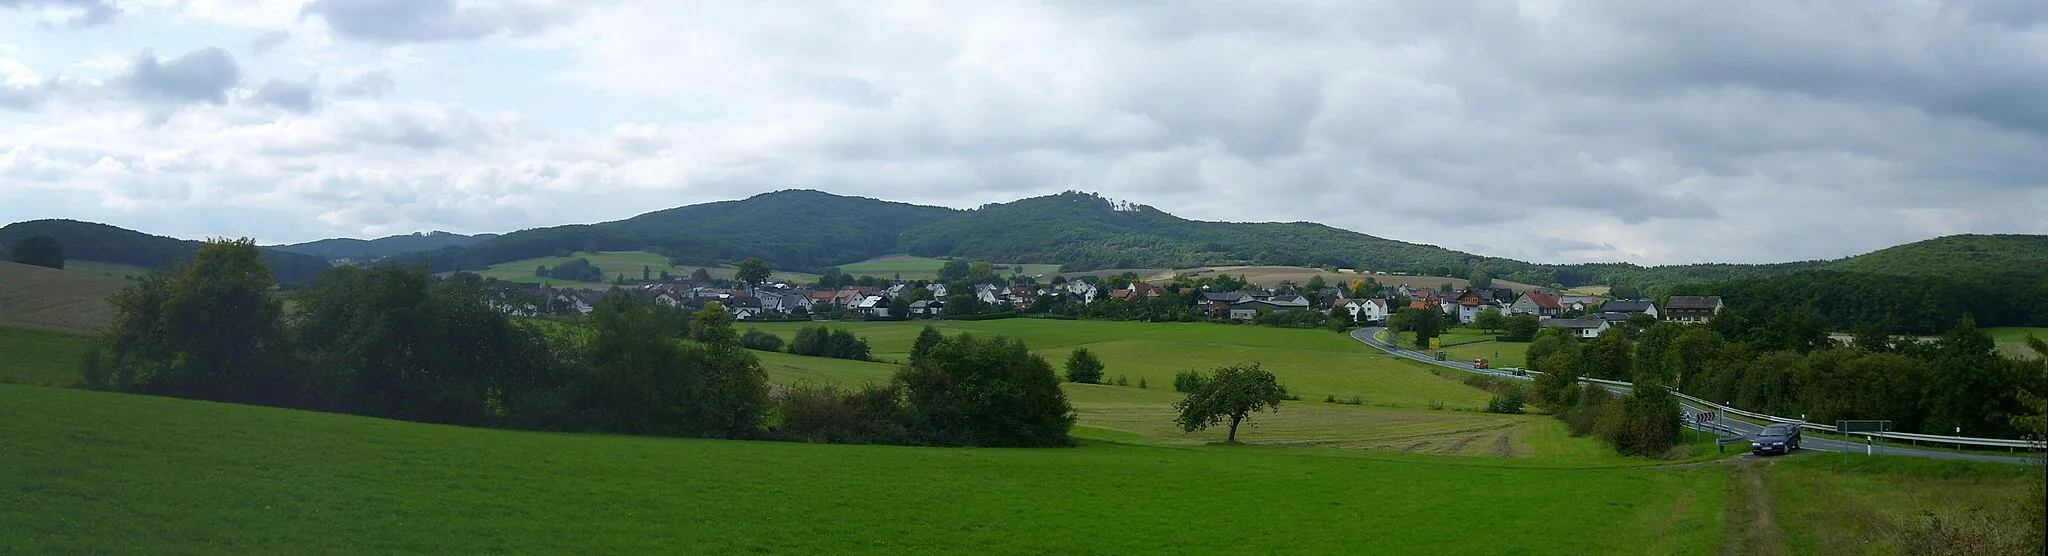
[[835, 255, 1061, 280], [0, 383, 1733, 555], [461, 251, 821, 285]]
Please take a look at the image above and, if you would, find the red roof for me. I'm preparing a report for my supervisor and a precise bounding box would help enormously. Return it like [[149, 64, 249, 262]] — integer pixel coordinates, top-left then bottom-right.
[[1524, 291, 1562, 309]]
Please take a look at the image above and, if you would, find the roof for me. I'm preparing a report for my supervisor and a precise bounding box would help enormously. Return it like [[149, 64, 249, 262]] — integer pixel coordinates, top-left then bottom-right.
[[1665, 295, 1722, 310], [1229, 300, 1296, 311], [1520, 291, 1562, 309], [1602, 300, 1656, 313], [1541, 318, 1609, 330], [1200, 291, 1248, 302]]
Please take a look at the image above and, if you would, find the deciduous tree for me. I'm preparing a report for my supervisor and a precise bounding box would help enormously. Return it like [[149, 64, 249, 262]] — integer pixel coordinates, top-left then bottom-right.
[[1064, 348, 1105, 383], [1172, 363, 1286, 443], [9, 234, 64, 269], [736, 257, 772, 288]]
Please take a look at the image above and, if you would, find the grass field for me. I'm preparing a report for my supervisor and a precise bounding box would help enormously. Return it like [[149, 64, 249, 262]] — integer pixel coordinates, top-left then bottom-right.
[[835, 255, 1062, 280], [1442, 340, 1532, 369], [62, 260, 151, 280], [0, 383, 1733, 554], [0, 261, 129, 334], [0, 325, 89, 386], [1984, 327, 2046, 360], [462, 251, 819, 285], [1170, 266, 1542, 292], [1751, 454, 2042, 555]]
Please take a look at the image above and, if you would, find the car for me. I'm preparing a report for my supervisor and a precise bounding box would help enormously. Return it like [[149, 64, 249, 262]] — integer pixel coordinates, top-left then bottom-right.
[[1433, 351, 1447, 361], [1472, 358, 1490, 369], [1751, 424, 1803, 455]]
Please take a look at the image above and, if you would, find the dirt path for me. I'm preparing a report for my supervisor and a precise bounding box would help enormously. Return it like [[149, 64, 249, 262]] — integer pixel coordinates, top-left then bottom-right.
[[1725, 463, 1786, 556]]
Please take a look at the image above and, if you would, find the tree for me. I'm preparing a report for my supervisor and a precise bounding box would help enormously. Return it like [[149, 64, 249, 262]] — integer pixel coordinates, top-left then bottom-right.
[[888, 296, 910, 319], [1064, 348, 1105, 383], [968, 261, 996, 284], [642, 265, 651, 282], [937, 259, 971, 282], [691, 268, 713, 283], [1468, 268, 1492, 289], [895, 332, 1074, 447], [1609, 285, 1642, 300], [1396, 308, 1445, 349], [9, 234, 64, 269], [535, 265, 548, 277], [1305, 275, 1326, 294], [736, 257, 772, 288], [691, 302, 738, 345], [1503, 314, 1541, 342], [1472, 308, 1506, 333], [910, 325, 944, 365], [85, 239, 289, 404], [1173, 363, 1286, 443]]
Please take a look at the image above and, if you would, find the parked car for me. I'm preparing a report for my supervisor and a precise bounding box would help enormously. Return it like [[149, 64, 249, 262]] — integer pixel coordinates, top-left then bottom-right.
[[1433, 351, 1447, 361], [1472, 359, 1490, 369], [1751, 424, 1803, 455]]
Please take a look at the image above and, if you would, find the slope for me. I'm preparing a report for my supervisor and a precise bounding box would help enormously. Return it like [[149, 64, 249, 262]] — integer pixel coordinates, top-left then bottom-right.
[[0, 261, 128, 333], [271, 231, 498, 261], [0, 220, 331, 284], [1821, 234, 2048, 279]]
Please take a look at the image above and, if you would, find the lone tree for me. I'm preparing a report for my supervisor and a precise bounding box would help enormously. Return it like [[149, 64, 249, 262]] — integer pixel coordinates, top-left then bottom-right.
[[9, 234, 63, 269], [736, 257, 772, 288], [1173, 363, 1286, 443], [1064, 347, 1105, 384], [1472, 307, 1506, 333]]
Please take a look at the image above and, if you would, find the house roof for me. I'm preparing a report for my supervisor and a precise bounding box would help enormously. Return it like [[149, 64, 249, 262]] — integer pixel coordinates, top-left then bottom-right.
[[1602, 300, 1656, 313], [1200, 291, 1247, 302], [1665, 296, 1722, 310], [1229, 300, 1295, 311], [1520, 291, 1563, 309]]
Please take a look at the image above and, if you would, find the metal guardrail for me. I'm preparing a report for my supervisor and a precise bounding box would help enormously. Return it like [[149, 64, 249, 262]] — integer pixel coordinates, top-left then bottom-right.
[[1354, 328, 2044, 451]]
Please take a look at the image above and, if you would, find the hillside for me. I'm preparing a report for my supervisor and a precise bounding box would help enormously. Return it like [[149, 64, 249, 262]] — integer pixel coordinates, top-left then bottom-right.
[[0, 220, 331, 285], [0, 261, 128, 334], [1667, 234, 2048, 332], [1821, 234, 2048, 279], [272, 231, 497, 261]]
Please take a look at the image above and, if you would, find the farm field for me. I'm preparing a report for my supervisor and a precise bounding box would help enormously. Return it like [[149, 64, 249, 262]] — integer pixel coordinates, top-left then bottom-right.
[[62, 260, 151, 280], [1750, 454, 2041, 555], [1442, 340, 1532, 369], [740, 319, 1493, 409], [461, 251, 819, 285], [0, 261, 128, 333], [1984, 326, 2046, 360], [0, 383, 1732, 555], [1388, 326, 1500, 348], [835, 255, 1062, 280], [0, 325, 88, 387]]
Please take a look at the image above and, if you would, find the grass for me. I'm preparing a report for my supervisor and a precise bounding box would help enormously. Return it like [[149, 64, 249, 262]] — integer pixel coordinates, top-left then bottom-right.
[[0, 383, 1733, 554], [62, 260, 151, 280], [1756, 454, 2043, 555], [0, 326, 89, 387], [462, 251, 819, 285], [834, 255, 1061, 280], [1443, 340, 1532, 368], [1984, 327, 2045, 360]]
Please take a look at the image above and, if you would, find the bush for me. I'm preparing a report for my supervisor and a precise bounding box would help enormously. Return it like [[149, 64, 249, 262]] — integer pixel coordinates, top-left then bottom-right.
[[1606, 383, 1682, 456], [1172, 370, 1206, 393], [1064, 348, 1105, 383], [787, 325, 871, 361], [895, 332, 1074, 447], [1485, 385, 1527, 414], [1428, 400, 1446, 410], [1138, 377, 1149, 389], [774, 382, 916, 445], [1114, 375, 1128, 386], [739, 329, 784, 352]]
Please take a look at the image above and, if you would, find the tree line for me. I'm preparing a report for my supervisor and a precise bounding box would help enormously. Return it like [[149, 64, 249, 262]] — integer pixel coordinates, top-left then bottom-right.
[[81, 239, 1076, 448]]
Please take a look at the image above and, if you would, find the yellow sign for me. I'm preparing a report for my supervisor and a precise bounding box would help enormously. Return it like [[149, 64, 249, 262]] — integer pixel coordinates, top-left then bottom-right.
[[1429, 337, 1441, 350]]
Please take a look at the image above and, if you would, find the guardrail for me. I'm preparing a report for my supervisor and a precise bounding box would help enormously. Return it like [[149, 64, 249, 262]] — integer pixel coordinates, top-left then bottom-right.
[[1353, 328, 2044, 452]]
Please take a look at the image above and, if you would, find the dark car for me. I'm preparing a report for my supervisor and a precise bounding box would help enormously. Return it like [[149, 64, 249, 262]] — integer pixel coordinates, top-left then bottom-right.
[[1751, 424, 1802, 455]]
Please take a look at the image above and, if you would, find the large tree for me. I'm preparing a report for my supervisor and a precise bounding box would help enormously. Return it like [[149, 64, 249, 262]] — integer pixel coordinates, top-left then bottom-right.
[[1172, 363, 1286, 443], [8, 234, 63, 269], [1472, 308, 1506, 333], [84, 239, 289, 404], [1064, 347, 1105, 384], [1503, 313, 1540, 342], [735, 257, 773, 288], [895, 332, 1074, 447]]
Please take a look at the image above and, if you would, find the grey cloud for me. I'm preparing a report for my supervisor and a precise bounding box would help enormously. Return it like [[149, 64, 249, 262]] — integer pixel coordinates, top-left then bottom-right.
[[251, 77, 318, 113], [302, 0, 565, 44], [116, 48, 240, 105], [249, 31, 291, 56], [0, 0, 118, 26], [0, 82, 55, 111], [333, 70, 395, 98]]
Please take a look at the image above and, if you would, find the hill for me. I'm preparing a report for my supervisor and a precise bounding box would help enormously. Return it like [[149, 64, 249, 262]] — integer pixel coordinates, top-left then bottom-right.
[[271, 231, 497, 261], [1668, 234, 2048, 332], [0, 220, 331, 285], [1820, 234, 2048, 278], [0, 261, 129, 334]]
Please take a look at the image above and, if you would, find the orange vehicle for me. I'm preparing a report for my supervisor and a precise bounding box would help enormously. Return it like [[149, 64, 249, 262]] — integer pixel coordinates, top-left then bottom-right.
[[1473, 358, 1491, 369]]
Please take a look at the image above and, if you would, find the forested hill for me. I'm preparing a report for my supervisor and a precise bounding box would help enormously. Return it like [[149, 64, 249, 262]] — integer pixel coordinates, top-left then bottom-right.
[[1819, 234, 2048, 278], [272, 231, 498, 261], [0, 219, 331, 285], [1668, 234, 2048, 332]]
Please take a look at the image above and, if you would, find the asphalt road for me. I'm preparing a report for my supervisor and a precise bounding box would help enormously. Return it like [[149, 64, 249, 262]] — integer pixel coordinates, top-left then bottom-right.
[[1350, 327, 2038, 464]]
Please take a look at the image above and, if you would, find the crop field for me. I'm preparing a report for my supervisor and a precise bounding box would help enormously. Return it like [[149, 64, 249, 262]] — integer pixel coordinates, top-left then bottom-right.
[[0, 261, 129, 334], [835, 255, 1062, 280], [0, 325, 89, 387], [462, 251, 819, 285], [0, 383, 1733, 555]]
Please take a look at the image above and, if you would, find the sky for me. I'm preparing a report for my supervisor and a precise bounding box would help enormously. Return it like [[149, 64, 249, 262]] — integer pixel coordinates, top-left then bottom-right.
[[2, 0, 2046, 266]]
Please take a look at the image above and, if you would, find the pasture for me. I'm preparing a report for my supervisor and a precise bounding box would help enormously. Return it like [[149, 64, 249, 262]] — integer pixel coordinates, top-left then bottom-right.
[[1753, 455, 2041, 555], [462, 251, 819, 285], [0, 325, 89, 387], [1984, 326, 2046, 360], [0, 383, 1732, 555]]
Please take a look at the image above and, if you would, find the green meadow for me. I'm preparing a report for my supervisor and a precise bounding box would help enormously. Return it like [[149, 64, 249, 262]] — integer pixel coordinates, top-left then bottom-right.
[[835, 255, 1062, 280], [61, 259, 151, 280], [462, 251, 820, 285], [0, 325, 89, 387], [0, 384, 1731, 555]]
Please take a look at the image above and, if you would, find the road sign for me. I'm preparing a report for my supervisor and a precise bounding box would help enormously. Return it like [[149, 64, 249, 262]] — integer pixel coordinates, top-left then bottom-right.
[[1693, 411, 1717, 423], [1429, 337, 1441, 350]]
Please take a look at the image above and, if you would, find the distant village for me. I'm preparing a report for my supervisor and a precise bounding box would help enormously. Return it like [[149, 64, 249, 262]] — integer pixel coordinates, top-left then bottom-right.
[[507, 270, 1724, 334]]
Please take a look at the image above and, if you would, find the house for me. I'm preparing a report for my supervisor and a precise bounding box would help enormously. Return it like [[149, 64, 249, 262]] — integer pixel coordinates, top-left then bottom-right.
[[974, 285, 1001, 305], [929, 283, 948, 298], [1450, 289, 1493, 324], [1198, 291, 1250, 315], [1118, 282, 1164, 300], [1541, 318, 1611, 339], [855, 295, 890, 318], [1557, 295, 1600, 313], [1663, 296, 1724, 324], [1263, 295, 1312, 310], [654, 291, 689, 308], [908, 299, 939, 318], [1332, 298, 1389, 323], [553, 289, 595, 314], [1509, 291, 1563, 318], [1600, 300, 1660, 319], [1227, 299, 1295, 321]]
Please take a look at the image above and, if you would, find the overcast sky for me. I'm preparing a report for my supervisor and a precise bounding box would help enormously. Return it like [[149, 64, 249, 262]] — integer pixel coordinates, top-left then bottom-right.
[[3, 0, 2045, 265]]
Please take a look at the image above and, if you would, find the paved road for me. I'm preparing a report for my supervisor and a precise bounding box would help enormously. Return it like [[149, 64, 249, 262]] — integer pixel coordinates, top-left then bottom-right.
[[1350, 327, 2038, 464]]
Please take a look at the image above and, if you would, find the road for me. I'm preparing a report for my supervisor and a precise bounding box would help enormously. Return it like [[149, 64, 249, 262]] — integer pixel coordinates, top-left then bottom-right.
[[1350, 327, 2038, 464]]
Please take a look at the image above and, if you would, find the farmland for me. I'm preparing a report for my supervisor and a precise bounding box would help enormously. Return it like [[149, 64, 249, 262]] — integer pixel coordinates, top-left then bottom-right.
[[836, 255, 1062, 280], [0, 325, 89, 387], [0, 383, 1733, 555], [61, 260, 151, 280], [460, 251, 819, 285], [0, 261, 129, 333]]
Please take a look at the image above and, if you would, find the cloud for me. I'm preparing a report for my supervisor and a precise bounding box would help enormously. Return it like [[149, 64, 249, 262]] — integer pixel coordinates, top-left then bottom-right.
[[301, 0, 569, 44], [249, 77, 317, 113], [332, 70, 393, 98], [115, 47, 241, 106], [249, 30, 292, 56], [0, 0, 119, 26]]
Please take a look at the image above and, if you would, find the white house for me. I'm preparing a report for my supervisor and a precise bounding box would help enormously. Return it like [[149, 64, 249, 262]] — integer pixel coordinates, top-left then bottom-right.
[[1540, 318, 1610, 339], [1334, 298, 1389, 323]]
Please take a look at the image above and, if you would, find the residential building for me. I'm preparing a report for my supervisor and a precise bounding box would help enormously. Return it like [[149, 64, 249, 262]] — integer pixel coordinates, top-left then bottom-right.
[[1600, 300, 1660, 319], [1509, 291, 1563, 318], [1664, 296, 1724, 324], [1541, 318, 1611, 339]]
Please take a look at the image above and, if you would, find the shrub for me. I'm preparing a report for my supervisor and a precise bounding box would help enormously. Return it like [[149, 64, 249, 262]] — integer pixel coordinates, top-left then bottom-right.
[[1428, 400, 1446, 410], [1173, 369, 1206, 393], [739, 329, 784, 352], [1138, 377, 1149, 389], [1485, 385, 1527, 414], [896, 332, 1074, 447], [774, 382, 915, 445]]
